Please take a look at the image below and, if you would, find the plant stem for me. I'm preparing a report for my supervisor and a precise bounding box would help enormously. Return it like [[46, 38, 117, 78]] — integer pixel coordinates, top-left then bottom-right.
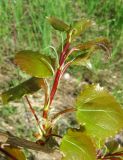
[[0, 130, 49, 152], [52, 107, 76, 122], [50, 41, 70, 105], [97, 150, 123, 159], [42, 41, 70, 121], [60, 60, 73, 78], [50, 68, 61, 105], [59, 42, 70, 65], [25, 96, 43, 134]]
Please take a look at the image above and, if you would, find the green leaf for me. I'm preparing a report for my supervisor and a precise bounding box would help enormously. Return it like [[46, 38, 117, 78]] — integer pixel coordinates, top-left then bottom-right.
[[47, 16, 70, 32], [1, 77, 46, 104], [72, 37, 111, 66], [76, 84, 123, 146], [14, 50, 55, 78], [60, 128, 96, 160], [69, 19, 92, 40], [0, 146, 26, 160]]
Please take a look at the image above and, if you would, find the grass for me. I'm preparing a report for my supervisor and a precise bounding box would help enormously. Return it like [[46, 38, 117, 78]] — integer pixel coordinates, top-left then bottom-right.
[[0, 0, 122, 58], [0, 0, 71, 58]]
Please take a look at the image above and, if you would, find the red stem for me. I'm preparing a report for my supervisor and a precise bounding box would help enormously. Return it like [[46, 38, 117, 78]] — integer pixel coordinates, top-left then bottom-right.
[[25, 96, 42, 132], [60, 61, 73, 78], [59, 42, 70, 65], [42, 41, 70, 121], [50, 42, 70, 104], [97, 151, 123, 159], [50, 68, 61, 105]]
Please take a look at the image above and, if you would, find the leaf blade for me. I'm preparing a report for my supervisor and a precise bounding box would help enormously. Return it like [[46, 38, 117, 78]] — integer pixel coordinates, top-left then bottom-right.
[[60, 129, 96, 160], [1, 77, 45, 104], [14, 50, 55, 78], [71, 37, 111, 66], [76, 84, 123, 146], [70, 19, 92, 40], [47, 16, 70, 32]]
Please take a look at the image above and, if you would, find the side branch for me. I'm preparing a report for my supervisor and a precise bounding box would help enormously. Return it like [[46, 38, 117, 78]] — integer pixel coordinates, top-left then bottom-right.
[[0, 130, 50, 152]]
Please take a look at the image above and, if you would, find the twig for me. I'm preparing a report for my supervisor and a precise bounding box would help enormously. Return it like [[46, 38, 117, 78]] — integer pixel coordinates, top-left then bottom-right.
[[97, 150, 123, 159], [25, 96, 44, 134], [0, 130, 50, 152]]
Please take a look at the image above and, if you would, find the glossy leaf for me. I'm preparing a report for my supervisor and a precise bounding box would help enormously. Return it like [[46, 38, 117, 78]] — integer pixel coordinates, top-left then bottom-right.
[[72, 37, 111, 66], [47, 16, 70, 32], [0, 146, 26, 160], [70, 19, 92, 40], [76, 84, 123, 146], [60, 128, 96, 160], [14, 50, 54, 78], [1, 77, 46, 104]]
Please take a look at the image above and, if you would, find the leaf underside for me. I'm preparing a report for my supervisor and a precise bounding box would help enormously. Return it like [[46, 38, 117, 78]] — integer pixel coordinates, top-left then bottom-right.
[[14, 50, 54, 78], [60, 128, 96, 160], [1, 77, 45, 104], [76, 84, 123, 146]]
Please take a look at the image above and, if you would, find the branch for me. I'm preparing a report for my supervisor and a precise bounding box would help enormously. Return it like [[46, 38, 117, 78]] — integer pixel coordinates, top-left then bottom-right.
[[25, 95, 44, 134], [0, 130, 51, 152]]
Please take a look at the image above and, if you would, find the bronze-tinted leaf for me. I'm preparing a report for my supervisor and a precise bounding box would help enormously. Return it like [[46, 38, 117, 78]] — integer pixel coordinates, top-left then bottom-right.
[[76, 37, 111, 55], [76, 84, 123, 146], [1, 77, 46, 104], [60, 128, 96, 160], [72, 37, 111, 66], [47, 16, 70, 32], [72, 52, 92, 66], [0, 146, 26, 160], [14, 50, 55, 78], [69, 19, 92, 40]]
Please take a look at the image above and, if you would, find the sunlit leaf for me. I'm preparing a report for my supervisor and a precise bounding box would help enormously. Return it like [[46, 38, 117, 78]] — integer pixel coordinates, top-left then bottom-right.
[[0, 146, 26, 160], [14, 50, 55, 78], [1, 77, 46, 104], [72, 37, 111, 66], [60, 128, 96, 160], [47, 16, 70, 32], [76, 84, 123, 146], [69, 19, 92, 40]]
